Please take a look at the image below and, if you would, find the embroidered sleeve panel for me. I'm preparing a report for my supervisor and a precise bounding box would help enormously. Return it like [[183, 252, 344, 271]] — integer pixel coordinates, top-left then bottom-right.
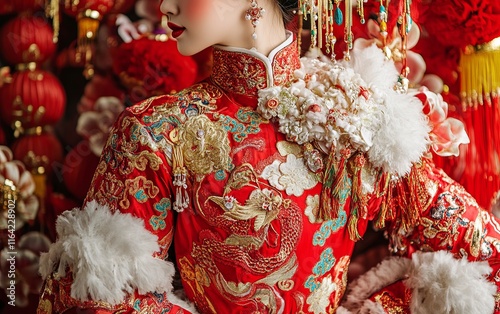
[[84, 105, 175, 256], [379, 157, 500, 264], [37, 271, 191, 314]]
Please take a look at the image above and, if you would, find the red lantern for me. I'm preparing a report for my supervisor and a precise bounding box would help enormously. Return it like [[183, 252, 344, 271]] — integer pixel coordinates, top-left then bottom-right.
[[11, 0, 45, 12], [0, 15, 57, 65], [11, 132, 64, 177], [62, 140, 100, 201], [0, 69, 66, 133]]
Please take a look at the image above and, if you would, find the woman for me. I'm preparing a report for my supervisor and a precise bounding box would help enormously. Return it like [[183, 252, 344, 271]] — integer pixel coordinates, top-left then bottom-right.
[[38, 0, 500, 313]]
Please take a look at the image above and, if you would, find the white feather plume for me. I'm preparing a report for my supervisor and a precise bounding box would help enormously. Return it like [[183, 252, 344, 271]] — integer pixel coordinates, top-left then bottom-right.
[[406, 251, 496, 314], [349, 44, 431, 175], [340, 251, 496, 314], [39, 201, 185, 307]]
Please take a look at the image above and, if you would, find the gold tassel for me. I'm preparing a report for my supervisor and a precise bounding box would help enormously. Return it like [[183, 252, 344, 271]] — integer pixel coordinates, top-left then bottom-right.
[[45, 0, 60, 43], [347, 212, 360, 240], [373, 172, 391, 230], [460, 37, 500, 109], [77, 11, 101, 79], [170, 128, 190, 213], [346, 153, 367, 240], [319, 148, 338, 221], [318, 148, 352, 221]]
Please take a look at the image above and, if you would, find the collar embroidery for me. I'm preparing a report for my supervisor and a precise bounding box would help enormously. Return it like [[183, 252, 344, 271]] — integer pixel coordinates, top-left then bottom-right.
[[211, 32, 300, 98]]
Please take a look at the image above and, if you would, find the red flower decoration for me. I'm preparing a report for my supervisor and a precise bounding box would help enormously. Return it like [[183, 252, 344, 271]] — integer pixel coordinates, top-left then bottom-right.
[[112, 38, 198, 102], [419, 0, 500, 48]]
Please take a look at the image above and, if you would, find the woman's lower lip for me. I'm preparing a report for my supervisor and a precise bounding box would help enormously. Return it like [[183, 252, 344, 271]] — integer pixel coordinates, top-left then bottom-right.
[[171, 29, 185, 38]]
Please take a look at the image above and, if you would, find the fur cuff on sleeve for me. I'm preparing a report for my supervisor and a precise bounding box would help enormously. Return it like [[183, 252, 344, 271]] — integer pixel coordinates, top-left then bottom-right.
[[39, 200, 177, 305], [340, 251, 496, 314]]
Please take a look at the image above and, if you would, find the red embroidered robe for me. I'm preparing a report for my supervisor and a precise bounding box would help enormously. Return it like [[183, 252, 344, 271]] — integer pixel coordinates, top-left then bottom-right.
[[38, 35, 500, 314]]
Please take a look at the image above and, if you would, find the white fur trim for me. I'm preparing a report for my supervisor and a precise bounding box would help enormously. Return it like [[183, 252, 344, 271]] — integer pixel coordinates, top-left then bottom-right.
[[406, 251, 496, 314], [39, 200, 186, 308], [350, 45, 431, 175], [341, 251, 496, 314]]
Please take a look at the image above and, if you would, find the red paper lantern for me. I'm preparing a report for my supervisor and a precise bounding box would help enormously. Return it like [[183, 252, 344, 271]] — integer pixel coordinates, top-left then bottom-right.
[[11, 132, 64, 177], [62, 140, 100, 201], [0, 15, 57, 65], [11, 0, 45, 12], [0, 69, 66, 132]]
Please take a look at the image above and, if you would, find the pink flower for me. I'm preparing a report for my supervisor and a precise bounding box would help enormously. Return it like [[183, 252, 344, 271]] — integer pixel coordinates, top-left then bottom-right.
[[76, 97, 125, 156], [415, 87, 470, 157], [267, 98, 279, 109]]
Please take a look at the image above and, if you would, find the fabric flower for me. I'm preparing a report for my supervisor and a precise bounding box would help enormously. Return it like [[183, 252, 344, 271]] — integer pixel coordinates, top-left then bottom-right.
[[305, 194, 320, 223], [112, 38, 198, 101], [414, 87, 470, 157], [420, 0, 500, 48], [306, 276, 336, 314], [261, 154, 318, 197], [76, 96, 125, 156], [0, 146, 38, 230], [258, 57, 384, 156]]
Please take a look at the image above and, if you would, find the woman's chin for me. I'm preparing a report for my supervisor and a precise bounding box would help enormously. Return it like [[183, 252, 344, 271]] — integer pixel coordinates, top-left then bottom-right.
[[175, 40, 207, 57]]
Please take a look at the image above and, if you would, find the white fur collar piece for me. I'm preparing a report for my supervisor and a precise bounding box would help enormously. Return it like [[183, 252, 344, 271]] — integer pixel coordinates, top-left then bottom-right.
[[339, 251, 496, 314], [257, 44, 430, 176]]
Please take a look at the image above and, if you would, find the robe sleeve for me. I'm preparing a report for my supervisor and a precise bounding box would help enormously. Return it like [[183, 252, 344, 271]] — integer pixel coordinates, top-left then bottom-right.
[[37, 107, 196, 314], [360, 157, 500, 313]]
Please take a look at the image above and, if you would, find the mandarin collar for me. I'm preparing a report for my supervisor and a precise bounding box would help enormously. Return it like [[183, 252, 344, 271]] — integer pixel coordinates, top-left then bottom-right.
[[210, 31, 300, 98]]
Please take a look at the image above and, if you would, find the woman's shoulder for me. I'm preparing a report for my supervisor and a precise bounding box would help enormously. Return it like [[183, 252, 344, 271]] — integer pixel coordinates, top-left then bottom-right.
[[120, 82, 224, 125]]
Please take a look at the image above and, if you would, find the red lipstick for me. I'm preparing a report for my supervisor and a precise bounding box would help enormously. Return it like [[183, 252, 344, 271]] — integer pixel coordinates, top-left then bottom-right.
[[167, 22, 185, 39]]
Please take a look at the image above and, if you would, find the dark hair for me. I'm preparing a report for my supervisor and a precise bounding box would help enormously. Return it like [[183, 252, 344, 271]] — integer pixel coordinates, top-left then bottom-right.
[[277, 0, 298, 25]]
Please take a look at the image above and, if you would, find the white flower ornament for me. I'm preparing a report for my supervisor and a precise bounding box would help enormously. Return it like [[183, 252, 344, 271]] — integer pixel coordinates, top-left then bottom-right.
[[0, 146, 39, 230]]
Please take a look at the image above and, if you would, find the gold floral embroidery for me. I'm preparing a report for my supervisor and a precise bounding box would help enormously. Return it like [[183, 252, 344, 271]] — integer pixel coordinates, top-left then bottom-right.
[[120, 176, 159, 209], [129, 95, 165, 114], [465, 213, 484, 257], [155, 83, 221, 116], [179, 115, 231, 177], [125, 151, 162, 174], [212, 50, 267, 96], [178, 256, 217, 314], [211, 41, 300, 97], [373, 290, 411, 314], [91, 172, 126, 210]]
